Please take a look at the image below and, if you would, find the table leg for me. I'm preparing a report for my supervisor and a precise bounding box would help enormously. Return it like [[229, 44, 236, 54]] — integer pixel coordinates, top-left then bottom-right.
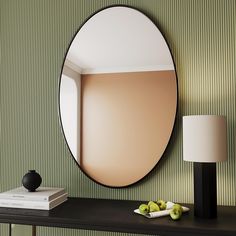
[[9, 224, 12, 236], [32, 226, 36, 236]]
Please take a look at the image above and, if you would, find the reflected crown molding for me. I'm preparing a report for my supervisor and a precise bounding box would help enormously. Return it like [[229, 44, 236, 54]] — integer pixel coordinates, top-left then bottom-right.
[[64, 59, 174, 75], [64, 59, 82, 74]]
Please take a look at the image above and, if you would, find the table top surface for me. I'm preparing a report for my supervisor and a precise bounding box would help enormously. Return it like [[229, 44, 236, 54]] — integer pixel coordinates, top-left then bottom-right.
[[0, 197, 235, 236]]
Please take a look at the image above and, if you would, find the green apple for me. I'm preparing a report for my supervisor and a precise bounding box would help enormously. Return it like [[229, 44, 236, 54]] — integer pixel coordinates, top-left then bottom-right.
[[149, 202, 160, 212], [156, 200, 167, 210], [139, 204, 149, 214], [148, 201, 155, 207], [170, 207, 182, 220], [172, 204, 183, 213]]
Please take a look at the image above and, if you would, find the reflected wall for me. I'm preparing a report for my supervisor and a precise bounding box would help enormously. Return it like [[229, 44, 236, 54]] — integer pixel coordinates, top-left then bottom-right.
[[81, 71, 176, 186]]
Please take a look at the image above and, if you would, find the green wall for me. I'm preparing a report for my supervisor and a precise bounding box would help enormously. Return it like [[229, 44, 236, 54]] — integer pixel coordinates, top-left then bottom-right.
[[1, 0, 235, 235]]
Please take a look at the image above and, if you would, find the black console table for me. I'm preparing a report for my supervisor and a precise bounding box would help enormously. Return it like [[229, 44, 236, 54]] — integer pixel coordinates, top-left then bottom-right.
[[0, 197, 235, 236]]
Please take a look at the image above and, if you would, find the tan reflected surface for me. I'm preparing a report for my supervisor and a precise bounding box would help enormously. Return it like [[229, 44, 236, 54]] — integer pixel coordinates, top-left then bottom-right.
[[81, 71, 177, 187]]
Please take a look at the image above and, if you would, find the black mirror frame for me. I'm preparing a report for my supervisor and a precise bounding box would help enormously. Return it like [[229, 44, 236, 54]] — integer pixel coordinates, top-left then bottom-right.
[[58, 4, 179, 188]]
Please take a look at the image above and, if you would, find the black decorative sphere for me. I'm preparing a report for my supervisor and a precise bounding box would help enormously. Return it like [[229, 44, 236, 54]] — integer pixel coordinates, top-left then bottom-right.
[[22, 170, 42, 192]]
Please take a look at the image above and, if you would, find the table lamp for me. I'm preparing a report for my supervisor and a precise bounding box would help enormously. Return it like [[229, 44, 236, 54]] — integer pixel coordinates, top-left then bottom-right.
[[183, 115, 227, 218]]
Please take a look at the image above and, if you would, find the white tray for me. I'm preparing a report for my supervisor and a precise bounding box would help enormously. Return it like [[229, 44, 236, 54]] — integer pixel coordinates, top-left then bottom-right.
[[134, 202, 190, 219]]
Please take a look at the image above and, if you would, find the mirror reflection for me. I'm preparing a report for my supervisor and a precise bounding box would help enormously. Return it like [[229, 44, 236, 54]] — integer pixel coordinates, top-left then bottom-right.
[[59, 6, 177, 187]]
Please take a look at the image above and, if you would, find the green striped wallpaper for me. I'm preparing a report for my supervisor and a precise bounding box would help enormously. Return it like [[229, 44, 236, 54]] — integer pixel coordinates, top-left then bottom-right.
[[1, 0, 235, 235]]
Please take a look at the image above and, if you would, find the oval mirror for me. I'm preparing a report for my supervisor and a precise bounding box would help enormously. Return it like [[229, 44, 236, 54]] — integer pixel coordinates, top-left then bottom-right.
[[59, 6, 177, 187]]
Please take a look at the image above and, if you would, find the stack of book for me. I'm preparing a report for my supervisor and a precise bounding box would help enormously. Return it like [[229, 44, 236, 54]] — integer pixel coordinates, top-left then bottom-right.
[[0, 186, 68, 210]]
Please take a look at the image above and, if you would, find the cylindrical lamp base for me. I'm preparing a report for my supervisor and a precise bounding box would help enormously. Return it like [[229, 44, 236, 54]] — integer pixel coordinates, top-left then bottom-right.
[[194, 162, 217, 218]]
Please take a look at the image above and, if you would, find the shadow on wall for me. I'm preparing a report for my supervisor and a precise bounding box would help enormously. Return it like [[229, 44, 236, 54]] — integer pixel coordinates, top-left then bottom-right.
[[12, 224, 32, 236]]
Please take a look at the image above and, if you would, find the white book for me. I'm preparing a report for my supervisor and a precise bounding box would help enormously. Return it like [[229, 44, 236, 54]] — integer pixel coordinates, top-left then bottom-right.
[[0, 187, 65, 202], [0, 193, 68, 210]]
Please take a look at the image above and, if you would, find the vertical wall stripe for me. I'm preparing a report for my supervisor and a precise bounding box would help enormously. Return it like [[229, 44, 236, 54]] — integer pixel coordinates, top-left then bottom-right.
[[1, 0, 235, 235]]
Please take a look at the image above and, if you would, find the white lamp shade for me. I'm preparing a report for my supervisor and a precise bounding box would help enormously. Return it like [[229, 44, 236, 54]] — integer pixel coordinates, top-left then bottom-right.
[[183, 115, 227, 162]]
